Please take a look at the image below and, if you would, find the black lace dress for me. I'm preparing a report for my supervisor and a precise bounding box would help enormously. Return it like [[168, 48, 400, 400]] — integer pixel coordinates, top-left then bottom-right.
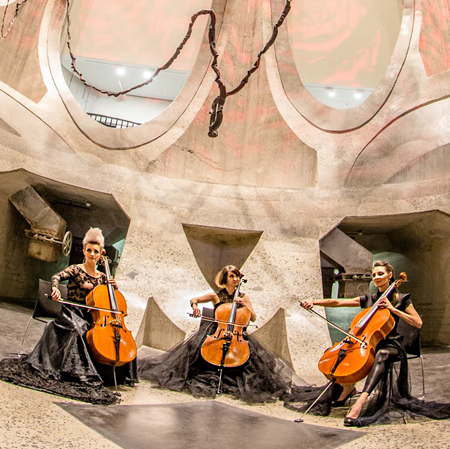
[[0, 265, 137, 405], [137, 288, 326, 405]]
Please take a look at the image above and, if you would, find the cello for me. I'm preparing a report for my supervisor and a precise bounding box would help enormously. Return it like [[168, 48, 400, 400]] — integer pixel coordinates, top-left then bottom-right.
[[200, 278, 251, 392], [303, 273, 408, 385], [295, 273, 408, 421], [86, 255, 137, 369]]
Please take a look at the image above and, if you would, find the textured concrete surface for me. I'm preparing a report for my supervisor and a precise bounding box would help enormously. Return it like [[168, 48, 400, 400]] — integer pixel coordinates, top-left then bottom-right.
[[0, 0, 450, 403], [1, 301, 450, 449]]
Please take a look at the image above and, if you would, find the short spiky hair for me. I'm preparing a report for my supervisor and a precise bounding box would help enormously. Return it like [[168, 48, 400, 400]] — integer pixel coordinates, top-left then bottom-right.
[[82, 227, 104, 249]]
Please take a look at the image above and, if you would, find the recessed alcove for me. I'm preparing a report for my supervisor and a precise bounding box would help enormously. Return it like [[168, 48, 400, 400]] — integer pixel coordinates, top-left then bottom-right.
[[321, 210, 450, 346], [0, 169, 130, 302]]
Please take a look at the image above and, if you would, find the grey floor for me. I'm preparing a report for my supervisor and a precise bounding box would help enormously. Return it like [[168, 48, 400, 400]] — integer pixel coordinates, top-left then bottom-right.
[[1, 299, 450, 449]]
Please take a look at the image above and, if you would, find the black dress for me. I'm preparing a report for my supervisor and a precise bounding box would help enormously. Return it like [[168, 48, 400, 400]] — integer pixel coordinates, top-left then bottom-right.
[[138, 288, 450, 424], [0, 265, 137, 405], [138, 288, 323, 405], [343, 291, 450, 426]]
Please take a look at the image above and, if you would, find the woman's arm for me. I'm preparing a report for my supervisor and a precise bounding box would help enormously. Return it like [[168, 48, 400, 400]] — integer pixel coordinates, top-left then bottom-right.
[[51, 266, 75, 301], [300, 297, 361, 310], [378, 298, 423, 328], [235, 294, 256, 322], [190, 292, 219, 317]]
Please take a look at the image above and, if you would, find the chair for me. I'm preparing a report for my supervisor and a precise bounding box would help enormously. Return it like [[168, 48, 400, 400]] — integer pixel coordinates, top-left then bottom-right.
[[396, 319, 425, 399], [200, 307, 215, 328], [18, 279, 67, 357]]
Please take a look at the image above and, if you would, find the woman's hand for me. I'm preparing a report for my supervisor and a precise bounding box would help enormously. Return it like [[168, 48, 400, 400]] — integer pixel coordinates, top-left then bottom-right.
[[234, 297, 245, 306], [51, 287, 61, 302], [299, 299, 314, 310], [192, 304, 201, 318], [378, 297, 395, 312], [107, 278, 118, 289]]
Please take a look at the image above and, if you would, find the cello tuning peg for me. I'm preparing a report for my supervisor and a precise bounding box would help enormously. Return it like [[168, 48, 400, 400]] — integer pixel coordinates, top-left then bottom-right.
[[242, 278, 248, 283]]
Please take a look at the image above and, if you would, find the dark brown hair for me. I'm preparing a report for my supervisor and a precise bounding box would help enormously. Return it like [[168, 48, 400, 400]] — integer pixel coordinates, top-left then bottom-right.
[[373, 260, 398, 304], [214, 265, 243, 288], [373, 260, 394, 282]]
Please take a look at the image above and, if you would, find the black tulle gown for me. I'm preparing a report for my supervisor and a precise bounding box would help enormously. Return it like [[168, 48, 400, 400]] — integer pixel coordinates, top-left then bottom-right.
[[0, 265, 137, 405], [138, 289, 329, 406], [138, 289, 450, 425]]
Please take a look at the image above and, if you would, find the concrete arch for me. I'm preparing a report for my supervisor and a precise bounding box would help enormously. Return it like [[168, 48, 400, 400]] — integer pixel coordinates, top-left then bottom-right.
[[45, 0, 227, 150], [270, 0, 414, 132]]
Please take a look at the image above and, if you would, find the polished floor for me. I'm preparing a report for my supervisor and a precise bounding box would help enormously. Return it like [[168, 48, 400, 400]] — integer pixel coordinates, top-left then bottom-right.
[[1, 299, 450, 449]]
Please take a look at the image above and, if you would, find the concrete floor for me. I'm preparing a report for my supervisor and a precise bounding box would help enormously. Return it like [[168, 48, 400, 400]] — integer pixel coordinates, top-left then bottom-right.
[[1, 299, 450, 449]]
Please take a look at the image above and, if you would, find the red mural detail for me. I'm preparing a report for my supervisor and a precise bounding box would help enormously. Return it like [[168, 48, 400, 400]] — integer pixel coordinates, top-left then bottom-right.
[[289, 0, 394, 88], [71, 0, 211, 71], [419, 0, 450, 76]]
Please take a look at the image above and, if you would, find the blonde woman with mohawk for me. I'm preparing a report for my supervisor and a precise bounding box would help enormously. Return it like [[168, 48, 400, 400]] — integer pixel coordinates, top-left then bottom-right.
[[0, 227, 137, 404]]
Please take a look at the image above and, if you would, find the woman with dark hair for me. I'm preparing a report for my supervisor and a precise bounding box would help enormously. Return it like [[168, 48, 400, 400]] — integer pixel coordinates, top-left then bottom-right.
[[0, 227, 137, 404], [301, 260, 450, 426], [190, 265, 256, 322], [138, 265, 305, 403]]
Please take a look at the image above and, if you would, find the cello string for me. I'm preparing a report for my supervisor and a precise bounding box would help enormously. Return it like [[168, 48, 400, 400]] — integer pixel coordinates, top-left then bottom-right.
[[355, 274, 407, 329]]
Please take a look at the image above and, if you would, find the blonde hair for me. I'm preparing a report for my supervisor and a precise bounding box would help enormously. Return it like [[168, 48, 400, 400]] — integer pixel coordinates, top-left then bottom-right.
[[82, 227, 104, 249], [214, 265, 243, 288]]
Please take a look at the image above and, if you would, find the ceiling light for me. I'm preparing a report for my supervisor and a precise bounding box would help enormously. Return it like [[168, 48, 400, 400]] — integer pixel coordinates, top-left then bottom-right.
[[143, 70, 153, 79], [327, 88, 336, 97], [116, 67, 126, 76], [354, 91, 362, 99]]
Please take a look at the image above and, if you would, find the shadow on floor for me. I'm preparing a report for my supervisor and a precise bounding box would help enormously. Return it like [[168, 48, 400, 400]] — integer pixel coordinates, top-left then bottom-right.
[[58, 401, 363, 449]]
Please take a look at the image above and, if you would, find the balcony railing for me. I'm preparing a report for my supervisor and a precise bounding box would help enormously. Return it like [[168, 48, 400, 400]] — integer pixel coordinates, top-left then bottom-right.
[[87, 113, 141, 129]]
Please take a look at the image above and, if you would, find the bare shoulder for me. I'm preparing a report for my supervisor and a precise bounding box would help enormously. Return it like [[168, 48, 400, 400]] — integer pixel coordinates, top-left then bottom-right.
[[194, 291, 220, 304]]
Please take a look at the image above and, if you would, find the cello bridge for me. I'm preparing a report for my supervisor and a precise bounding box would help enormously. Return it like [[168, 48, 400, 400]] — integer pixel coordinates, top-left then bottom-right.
[[108, 319, 123, 328]]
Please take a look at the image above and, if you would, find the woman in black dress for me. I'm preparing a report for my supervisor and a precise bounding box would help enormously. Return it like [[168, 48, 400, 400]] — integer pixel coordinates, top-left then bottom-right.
[[138, 265, 309, 403], [301, 260, 450, 426], [0, 227, 136, 404]]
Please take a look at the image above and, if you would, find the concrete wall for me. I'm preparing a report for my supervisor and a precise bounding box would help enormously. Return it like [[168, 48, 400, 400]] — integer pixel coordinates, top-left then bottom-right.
[[0, 0, 449, 384]]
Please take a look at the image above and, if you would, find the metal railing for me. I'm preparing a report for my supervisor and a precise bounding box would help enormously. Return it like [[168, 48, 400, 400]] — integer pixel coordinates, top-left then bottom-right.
[[87, 113, 141, 129]]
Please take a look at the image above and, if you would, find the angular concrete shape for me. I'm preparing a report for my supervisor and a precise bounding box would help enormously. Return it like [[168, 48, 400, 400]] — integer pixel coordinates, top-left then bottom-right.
[[183, 223, 263, 289], [136, 296, 186, 352]]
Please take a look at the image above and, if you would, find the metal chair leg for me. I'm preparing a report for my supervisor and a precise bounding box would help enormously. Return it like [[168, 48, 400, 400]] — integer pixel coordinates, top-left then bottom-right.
[[294, 380, 335, 422], [17, 316, 32, 358], [418, 355, 425, 400]]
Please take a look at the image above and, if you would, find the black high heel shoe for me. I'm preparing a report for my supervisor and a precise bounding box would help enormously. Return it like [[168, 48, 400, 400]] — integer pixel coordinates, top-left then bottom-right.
[[331, 387, 357, 407], [343, 416, 363, 427]]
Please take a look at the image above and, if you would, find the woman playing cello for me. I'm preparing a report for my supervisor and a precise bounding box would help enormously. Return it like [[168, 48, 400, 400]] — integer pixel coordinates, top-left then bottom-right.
[[0, 227, 137, 404], [190, 266, 256, 322], [138, 265, 302, 403], [300, 260, 450, 426]]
